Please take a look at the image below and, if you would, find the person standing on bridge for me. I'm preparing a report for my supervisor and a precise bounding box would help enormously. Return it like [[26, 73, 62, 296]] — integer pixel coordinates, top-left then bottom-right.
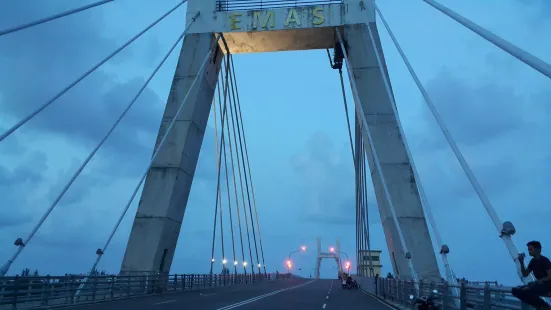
[[512, 241, 551, 309]]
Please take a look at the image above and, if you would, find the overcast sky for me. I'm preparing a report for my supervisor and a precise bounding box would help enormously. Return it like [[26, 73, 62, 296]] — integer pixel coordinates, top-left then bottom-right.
[[0, 0, 549, 285]]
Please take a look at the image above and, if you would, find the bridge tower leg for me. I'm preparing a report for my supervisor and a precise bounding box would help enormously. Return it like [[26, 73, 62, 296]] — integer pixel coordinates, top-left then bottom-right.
[[120, 1, 223, 276], [315, 237, 321, 279], [343, 21, 440, 281]]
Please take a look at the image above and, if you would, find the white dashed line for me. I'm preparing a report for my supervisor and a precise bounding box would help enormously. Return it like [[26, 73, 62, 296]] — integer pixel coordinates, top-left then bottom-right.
[[326, 295, 329, 299], [322, 303, 327, 309], [155, 300, 176, 305]]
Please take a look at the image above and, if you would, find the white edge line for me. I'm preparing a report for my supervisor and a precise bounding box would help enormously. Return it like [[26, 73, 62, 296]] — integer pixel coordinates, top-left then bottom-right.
[[155, 300, 177, 305]]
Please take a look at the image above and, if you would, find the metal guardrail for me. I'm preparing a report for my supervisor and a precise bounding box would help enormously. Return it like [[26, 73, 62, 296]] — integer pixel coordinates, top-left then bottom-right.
[[0, 273, 285, 309], [356, 277, 526, 310], [216, 0, 343, 12]]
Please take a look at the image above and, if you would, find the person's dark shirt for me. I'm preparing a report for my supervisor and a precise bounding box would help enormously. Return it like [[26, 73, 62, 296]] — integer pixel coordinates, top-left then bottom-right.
[[528, 255, 551, 281]]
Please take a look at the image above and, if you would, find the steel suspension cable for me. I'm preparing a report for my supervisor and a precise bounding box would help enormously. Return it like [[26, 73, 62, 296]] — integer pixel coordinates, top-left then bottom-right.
[[353, 121, 363, 275], [230, 56, 266, 275], [224, 77, 247, 274], [233, 88, 261, 275], [336, 29, 419, 285], [422, 0, 551, 79], [0, 0, 116, 37], [218, 59, 238, 274], [228, 64, 255, 275], [0, 13, 200, 277], [338, 68, 356, 165], [371, 5, 528, 282], [359, 130, 372, 275], [212, 74, 226, 272], [361, 147, 375, 277], [210, 54, 231, 279], [358, 141, 365, 260], [0, 0, 187, 143]]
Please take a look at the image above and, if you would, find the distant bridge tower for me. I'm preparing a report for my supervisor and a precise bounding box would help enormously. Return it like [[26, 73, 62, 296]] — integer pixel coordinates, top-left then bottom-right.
[[119, 0, 440, 281], [315, 237, 342, 279]]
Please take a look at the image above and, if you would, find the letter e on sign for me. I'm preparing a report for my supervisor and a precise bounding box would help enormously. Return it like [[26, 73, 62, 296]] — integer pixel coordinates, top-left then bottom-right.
[[230, 12, 242, 30]]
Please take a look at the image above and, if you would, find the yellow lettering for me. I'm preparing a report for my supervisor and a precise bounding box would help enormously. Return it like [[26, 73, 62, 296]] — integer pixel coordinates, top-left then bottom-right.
[[312, 6, 325, 25], [252, 10, 275, 29], [284, 8, 301, 27], [229, 13, 242, 30]]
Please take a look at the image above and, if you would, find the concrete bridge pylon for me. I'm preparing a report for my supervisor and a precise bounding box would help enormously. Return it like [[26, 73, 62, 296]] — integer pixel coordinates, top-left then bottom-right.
[[119, 0, 440, 282]]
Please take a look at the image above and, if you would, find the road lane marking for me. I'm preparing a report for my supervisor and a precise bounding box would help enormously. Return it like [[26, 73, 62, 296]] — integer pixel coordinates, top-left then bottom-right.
[[216, 280, 316, 310], [322, 303, 327, 308], [155, 300, 176, 305], [326, 295, 329, 299]]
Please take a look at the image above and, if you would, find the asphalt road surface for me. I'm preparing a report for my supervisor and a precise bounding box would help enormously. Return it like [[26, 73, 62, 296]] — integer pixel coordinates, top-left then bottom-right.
[[66, 279, 394, 310]]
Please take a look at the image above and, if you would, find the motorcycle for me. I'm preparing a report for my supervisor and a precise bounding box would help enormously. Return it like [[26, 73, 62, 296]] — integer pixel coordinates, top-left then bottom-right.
[[409, 289, 439, 310], [341, 279, 359, 290]]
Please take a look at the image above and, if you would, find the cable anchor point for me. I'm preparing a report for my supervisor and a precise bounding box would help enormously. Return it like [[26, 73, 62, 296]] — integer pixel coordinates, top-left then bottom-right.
[[500, 221, 516, 237], [14, 238, 25, 247], [440, 244, 450, 254]]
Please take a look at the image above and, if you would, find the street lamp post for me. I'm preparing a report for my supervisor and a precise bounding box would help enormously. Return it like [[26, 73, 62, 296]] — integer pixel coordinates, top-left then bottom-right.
[[335, 250, 349, 260], [286, 246, 306, 276]]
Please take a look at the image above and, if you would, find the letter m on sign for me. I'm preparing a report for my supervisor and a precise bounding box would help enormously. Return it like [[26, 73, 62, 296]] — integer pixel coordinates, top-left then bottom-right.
[[252, 11, 275, 29]]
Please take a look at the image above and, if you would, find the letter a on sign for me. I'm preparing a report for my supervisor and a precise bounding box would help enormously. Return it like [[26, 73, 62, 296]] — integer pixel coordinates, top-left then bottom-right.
[[284, 9, 301, 27]]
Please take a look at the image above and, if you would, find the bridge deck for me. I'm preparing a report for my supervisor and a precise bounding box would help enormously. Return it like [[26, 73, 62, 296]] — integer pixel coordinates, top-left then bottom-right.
[[66, 279, 391, 310]]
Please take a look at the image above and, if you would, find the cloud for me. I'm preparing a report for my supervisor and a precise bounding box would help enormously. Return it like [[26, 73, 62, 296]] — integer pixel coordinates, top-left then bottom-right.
[[290, 132, 354, 223], [0, 146, 47, 228], [410, 67, 551, 204]]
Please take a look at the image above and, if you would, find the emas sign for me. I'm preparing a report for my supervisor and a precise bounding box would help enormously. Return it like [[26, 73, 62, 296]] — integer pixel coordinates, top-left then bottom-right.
[[225, 5, 343, 32]]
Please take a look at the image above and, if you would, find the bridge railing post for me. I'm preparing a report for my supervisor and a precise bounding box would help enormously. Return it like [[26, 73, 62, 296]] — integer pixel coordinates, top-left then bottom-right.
[[11, 275, 20, 309], [180, 274, 186, 292], [126, 275, 131, 297], [397, 280, 403, 305], [109, 275, 114, 300], [441, 281, 449, 310], [459, 282, 466, 310], [90, 276, 97, 302], [391, 279, 397, 301], [69, 275, 75, 304], [483, 284, 491, 310]]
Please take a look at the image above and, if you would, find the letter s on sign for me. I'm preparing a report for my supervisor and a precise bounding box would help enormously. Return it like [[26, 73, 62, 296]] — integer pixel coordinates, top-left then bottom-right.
[[313, 6, 325, 25]]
